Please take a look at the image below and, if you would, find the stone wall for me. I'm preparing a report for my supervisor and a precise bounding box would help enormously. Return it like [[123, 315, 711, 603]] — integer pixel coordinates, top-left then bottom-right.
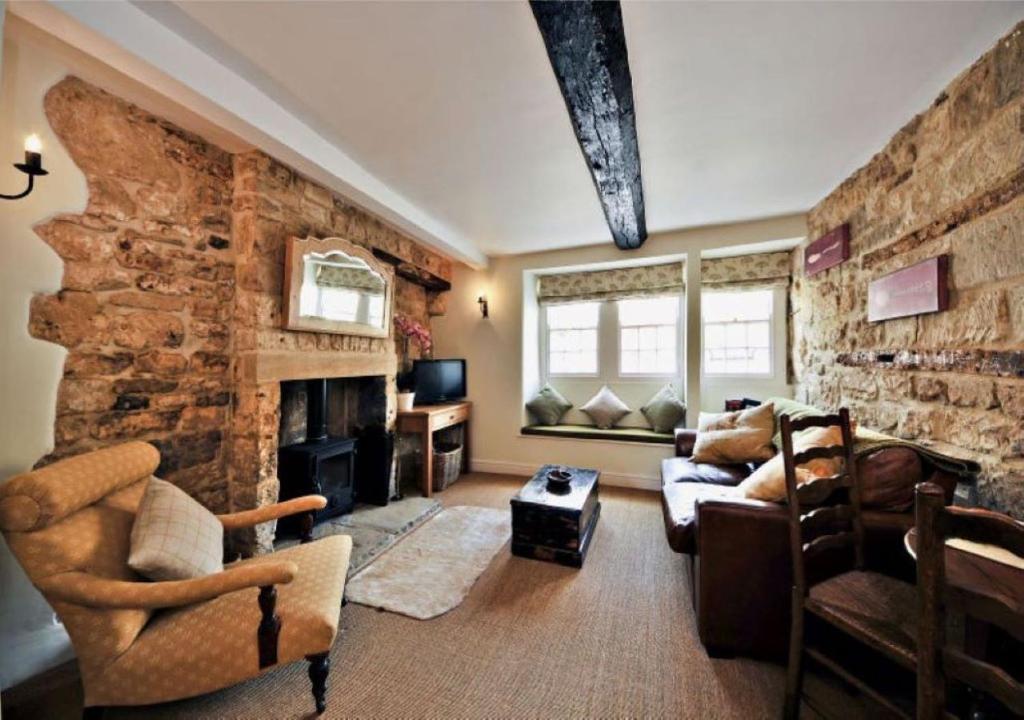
[[792, 22, 1024, 515], [31, 77, 452, 549], [33, 77, 235, 511], [230, 152, 449, 551]]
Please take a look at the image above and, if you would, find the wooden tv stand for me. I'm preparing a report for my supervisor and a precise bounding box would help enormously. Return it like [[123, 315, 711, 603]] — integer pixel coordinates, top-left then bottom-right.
[[396, 401, 471, 497]]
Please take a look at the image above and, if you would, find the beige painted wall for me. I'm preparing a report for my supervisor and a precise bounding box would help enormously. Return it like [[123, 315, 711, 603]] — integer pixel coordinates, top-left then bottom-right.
[[432, 214, 806, 488], [0, 17, 85, 690], [0, 15, 252, 690]]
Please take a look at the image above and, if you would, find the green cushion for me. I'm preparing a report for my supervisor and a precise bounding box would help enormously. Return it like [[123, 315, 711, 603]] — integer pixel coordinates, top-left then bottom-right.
[[525, 383, 572, 426], [640, 384, 687, 433], [521, 424, 674, 445], [766, 396, 826, 449]]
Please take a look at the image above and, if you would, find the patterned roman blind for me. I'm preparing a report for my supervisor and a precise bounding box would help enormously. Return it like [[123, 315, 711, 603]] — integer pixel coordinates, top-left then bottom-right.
[[700, 251, 792, 289], [315, 264, 385, 292], [536, 261, 685, 303]]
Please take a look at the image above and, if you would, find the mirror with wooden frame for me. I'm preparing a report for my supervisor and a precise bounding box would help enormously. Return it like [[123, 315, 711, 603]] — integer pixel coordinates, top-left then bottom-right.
[[283, 236, 394, 338]]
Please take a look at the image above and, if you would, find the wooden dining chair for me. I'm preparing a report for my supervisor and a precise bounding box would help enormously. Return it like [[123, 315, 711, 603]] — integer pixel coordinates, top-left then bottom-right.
[[915, 482, 1024, 719], [782, 408, 920, 719]]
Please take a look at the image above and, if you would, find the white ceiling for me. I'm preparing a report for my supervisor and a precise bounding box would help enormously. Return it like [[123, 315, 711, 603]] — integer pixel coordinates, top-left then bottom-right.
[[120, 2, 1024, 257]]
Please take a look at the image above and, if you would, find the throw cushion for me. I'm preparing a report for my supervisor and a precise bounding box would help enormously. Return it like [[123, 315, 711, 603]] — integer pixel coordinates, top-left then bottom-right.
[[641, 384, 687, 433], [766, 396, 827, 450], [691, 403, 776, 464], [738, 425, 845, 502], [525, 384, 572, 426], [129, 478, 224, 581], [581, 386, 630, 429]]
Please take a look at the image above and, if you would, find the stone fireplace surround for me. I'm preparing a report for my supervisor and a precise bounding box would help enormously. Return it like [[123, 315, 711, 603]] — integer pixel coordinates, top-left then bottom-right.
[[29, 76, 450, 556]]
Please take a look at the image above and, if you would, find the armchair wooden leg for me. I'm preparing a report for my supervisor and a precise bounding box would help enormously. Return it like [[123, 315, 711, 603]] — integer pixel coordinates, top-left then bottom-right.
[[307, 652, 330, 715], [258, 585, 281, 669], [82, 706, 105, 720], [300, 511, 315, 544]]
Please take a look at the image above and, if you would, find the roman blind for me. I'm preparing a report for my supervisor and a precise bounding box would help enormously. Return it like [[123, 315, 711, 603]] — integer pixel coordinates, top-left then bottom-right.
[[700, 251, 792, 289], [536, 261, 685, 303], [315, 264, 385, 292]]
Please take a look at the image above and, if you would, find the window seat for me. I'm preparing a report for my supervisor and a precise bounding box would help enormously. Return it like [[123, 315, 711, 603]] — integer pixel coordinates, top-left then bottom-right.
[[521, 424, 675, 445]]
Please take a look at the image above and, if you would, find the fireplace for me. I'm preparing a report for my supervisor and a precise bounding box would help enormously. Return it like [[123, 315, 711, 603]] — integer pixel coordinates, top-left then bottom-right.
[[276, 376, 394, 539]]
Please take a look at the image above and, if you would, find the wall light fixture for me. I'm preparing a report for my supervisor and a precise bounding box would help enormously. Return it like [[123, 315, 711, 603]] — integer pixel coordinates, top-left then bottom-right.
[[1, 134, 49, 201]]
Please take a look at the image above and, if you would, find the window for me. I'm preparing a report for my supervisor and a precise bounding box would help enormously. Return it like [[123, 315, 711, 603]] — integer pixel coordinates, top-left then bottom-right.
[[545, 302, 599, 375], [618, 296, 679, 375], [702, 289, 773, 376]]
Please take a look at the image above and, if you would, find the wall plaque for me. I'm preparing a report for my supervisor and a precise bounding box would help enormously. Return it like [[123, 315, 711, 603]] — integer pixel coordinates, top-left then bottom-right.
[[804, 223, 850, 276], [868, 255, 949, 322]]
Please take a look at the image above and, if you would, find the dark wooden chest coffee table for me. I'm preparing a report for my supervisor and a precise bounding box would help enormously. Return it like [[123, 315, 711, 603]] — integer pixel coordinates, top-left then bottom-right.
[[510, 465, 600, 568]]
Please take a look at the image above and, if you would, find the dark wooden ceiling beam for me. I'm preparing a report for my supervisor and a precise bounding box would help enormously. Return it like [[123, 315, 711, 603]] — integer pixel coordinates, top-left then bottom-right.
[[530, 0, 646, 250]]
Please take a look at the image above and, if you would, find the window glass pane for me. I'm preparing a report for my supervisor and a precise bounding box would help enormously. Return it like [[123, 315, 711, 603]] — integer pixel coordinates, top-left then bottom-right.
[[619, 296, 678, 326], [621, 327, 637, 350], [702, 289, 775, 376], [748, 321, 770, 348], [547, 303, 598, 374], [547, 302, 599, 329], [702, 289, 772, 322]]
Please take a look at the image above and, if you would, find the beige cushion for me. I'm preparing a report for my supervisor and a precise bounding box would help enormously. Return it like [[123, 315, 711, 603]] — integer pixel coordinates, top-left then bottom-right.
[[581, 385, 630, 429], [738, 425, 845, 502], [128, 479, 224, 581], [692, 403, 776, 464]]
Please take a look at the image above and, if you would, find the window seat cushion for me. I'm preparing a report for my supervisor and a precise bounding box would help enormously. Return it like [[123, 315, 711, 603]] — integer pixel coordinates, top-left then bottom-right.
[[521, 424, 675, 445]]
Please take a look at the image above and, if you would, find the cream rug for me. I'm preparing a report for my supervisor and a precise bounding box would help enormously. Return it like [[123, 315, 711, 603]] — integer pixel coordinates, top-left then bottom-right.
[[346, 505, 511, 619]]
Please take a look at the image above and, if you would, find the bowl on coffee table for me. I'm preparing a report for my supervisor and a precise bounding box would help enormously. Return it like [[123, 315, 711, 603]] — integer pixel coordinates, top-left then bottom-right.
[[546, 467, 573, 492]]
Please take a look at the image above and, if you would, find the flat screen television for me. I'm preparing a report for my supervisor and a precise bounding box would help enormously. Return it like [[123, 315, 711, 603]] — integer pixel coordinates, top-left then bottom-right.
[[412, 359, 466, 404]]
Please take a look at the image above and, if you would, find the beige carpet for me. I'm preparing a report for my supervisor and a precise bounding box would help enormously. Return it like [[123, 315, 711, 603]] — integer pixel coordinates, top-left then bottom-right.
[[4, 472, 862, 720], [346, 505, 510, 619]]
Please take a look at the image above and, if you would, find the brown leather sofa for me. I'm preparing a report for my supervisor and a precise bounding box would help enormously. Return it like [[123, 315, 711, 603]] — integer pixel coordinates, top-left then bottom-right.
[[662, 428, 958, 660]]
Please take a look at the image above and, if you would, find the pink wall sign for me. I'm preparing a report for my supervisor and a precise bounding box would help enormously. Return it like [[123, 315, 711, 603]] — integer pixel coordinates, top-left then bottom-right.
[[805, 224, 850, 276], [868, 255, 949, 322]]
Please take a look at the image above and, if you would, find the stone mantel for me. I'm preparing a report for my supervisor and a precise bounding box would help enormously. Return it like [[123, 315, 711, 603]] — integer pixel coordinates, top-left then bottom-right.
[[237, 349, 398, 384]]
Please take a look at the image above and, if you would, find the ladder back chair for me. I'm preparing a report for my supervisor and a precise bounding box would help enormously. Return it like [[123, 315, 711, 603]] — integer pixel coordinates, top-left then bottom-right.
[[782, 408, 920, 719], [915, 482, 1024, 720]]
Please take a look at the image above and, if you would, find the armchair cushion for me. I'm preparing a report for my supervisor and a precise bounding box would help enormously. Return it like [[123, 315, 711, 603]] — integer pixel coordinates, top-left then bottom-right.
[[129, 478, 224, 581], [89, 534, 353, 707]]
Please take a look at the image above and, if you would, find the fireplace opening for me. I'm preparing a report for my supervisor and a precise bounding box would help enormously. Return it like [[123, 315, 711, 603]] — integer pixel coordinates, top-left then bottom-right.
[[276, 376, 394, 540]]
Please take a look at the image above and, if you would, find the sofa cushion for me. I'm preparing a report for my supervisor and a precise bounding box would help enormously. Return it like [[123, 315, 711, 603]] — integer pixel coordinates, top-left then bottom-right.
[[693, 403, 776, 464], [662, 456, 752, 487], [661, 481, 743, 554], [738, 425, 845, 502], [860, 446, 923, 512]]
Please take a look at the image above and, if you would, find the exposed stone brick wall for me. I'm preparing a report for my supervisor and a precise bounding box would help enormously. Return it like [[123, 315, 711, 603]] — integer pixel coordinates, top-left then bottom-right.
[[33, 77, 235, 511], [31, 77, 452, 548], [230, 151, 450, 551], [792, 23, 1024, 515]]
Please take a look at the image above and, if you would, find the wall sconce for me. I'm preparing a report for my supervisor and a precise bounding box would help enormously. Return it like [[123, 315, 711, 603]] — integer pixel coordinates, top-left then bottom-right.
[[1, 134, 49, 201], [477, 295, 489, 318]]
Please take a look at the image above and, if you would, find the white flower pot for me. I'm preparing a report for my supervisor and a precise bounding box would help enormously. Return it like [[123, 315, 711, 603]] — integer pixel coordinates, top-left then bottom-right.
[[397, 392, 416, 412]]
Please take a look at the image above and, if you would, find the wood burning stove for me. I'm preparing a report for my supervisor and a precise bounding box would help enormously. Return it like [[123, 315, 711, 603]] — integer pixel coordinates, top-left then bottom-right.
[[277, 379, 356, 535]]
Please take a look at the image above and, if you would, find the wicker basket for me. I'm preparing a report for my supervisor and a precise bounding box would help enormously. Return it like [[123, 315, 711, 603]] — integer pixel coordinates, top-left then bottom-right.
[[432, 442, 463, 492]]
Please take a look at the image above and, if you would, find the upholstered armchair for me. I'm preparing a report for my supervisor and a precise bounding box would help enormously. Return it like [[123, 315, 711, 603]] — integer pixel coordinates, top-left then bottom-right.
[[0, 442, 352, 718]]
